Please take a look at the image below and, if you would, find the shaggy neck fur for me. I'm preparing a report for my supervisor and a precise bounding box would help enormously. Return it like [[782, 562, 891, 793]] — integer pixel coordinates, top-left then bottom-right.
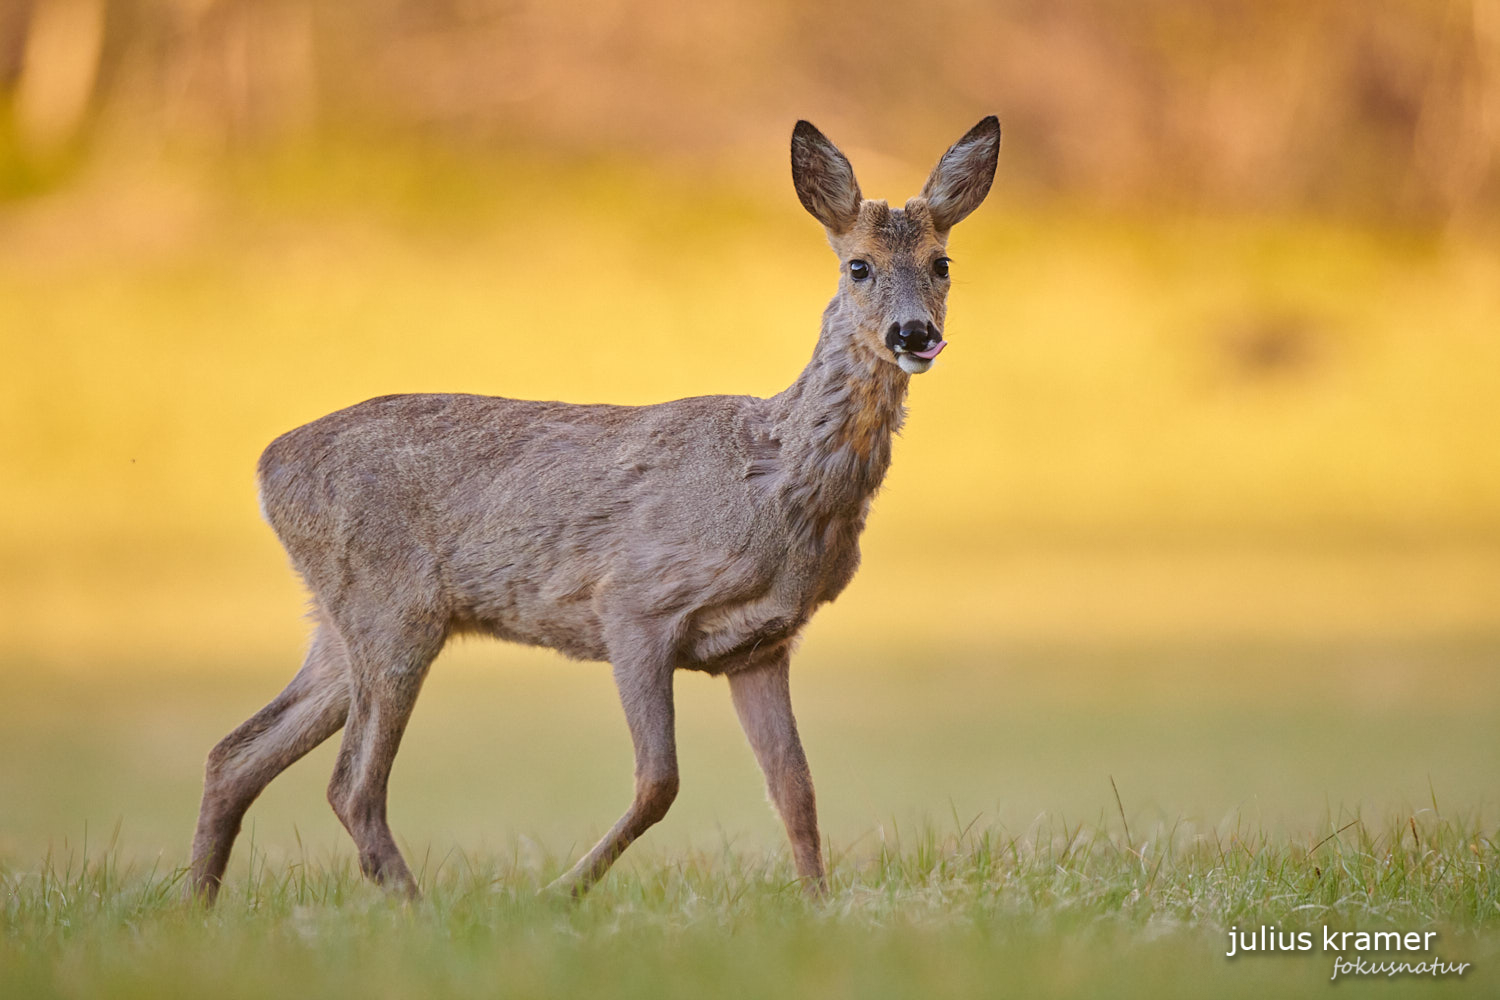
[[769, 298, 909, 536]]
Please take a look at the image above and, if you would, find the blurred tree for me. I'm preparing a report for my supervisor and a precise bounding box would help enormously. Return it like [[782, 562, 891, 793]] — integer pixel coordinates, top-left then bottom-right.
[[8, 0, 104, 159], [1, 0, 1496, 222]]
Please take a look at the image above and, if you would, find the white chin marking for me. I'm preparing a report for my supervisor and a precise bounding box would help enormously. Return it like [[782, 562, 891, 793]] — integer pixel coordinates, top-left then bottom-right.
[[897, 354, 935, 374]]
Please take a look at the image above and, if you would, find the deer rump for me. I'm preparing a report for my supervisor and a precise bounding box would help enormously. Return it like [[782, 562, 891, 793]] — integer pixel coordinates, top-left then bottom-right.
[[256, 391, 854, 675]]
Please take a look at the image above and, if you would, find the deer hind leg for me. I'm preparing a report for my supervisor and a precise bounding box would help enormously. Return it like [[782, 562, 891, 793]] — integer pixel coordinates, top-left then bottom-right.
[[547, 634, 679, 897], [189, 621, 352, 902], [728, 651, 827, 895], [324, 617, 444, 899]]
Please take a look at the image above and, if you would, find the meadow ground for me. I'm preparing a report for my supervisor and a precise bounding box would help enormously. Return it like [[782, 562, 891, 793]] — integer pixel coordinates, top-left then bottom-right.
[[2, 151, 1498, 996], [3, 638, 1498, 998]]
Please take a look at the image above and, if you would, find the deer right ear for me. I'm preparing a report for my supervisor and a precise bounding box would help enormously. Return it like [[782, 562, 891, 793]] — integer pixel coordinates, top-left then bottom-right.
[[921, 116, 1001, 231], [791, 121, 863, 235]]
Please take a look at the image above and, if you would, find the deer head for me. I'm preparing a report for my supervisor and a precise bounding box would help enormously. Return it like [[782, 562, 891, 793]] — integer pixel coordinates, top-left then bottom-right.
[[791, 116, 1000, 374]]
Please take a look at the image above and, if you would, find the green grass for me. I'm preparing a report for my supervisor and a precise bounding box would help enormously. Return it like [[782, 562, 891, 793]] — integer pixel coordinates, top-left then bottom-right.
[[3, 811, 1496, 999], [3, 639, 1498, 997]]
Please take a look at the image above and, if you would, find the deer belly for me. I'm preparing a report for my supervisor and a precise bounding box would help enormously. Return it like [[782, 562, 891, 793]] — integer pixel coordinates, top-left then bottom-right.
[[685, 600, 805, 672]]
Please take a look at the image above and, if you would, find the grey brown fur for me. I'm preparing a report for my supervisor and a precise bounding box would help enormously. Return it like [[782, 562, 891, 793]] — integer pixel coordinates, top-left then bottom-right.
[[188, 116, 1001, 902]]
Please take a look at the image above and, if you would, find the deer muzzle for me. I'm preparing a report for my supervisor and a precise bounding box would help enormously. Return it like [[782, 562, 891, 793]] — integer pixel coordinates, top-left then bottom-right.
[[886, 320, 947, 374]]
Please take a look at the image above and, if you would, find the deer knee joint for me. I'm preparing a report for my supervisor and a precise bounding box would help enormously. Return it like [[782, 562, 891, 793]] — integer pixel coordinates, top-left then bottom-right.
[[202, 736, 259, 805], [204, 733, 241, 780], [636, 773, 679, 825], [326, 774, 356, 825]]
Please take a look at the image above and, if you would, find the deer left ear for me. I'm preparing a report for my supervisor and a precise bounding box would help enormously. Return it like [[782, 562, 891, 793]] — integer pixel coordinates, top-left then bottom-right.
[[791, 120, 863, 235], [921, 116, 1001, 231]]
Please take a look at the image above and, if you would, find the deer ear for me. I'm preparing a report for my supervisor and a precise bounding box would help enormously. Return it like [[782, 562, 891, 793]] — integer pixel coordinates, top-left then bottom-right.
[[791, 120, 863, 235], [920, 116, 1001, 231]]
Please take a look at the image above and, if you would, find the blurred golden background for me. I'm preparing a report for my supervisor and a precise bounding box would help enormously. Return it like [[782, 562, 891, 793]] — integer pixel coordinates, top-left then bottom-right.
[[1, 1, 1497, 864]]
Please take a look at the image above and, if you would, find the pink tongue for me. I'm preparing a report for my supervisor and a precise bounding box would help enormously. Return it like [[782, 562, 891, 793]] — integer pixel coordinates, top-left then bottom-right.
[[911, 340, 948, 360]]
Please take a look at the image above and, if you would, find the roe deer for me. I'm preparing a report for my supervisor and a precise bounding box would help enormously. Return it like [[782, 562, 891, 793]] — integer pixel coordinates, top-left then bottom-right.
[[188, 116, 1001, 902]]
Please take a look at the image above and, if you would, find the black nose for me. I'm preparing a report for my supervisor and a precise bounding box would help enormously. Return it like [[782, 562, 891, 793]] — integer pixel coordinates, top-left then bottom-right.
[[885, 320, 940, 354]]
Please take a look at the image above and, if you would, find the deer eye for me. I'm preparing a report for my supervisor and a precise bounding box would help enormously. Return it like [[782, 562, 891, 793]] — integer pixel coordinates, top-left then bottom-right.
[[848, 259, 871, 281], [933, 257, 951, 279]]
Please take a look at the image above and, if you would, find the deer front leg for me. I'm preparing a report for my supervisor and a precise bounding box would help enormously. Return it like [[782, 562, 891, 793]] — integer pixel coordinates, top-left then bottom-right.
[[728, 652, 827, 895], [547, 648, 678, 897]]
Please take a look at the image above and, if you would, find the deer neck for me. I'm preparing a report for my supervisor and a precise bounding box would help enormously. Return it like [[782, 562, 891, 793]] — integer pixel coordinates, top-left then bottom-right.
[[769, 298, 909, 525]]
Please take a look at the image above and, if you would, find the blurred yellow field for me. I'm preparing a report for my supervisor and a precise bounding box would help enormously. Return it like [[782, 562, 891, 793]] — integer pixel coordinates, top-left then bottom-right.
[[3, 152, 1498, 666]]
